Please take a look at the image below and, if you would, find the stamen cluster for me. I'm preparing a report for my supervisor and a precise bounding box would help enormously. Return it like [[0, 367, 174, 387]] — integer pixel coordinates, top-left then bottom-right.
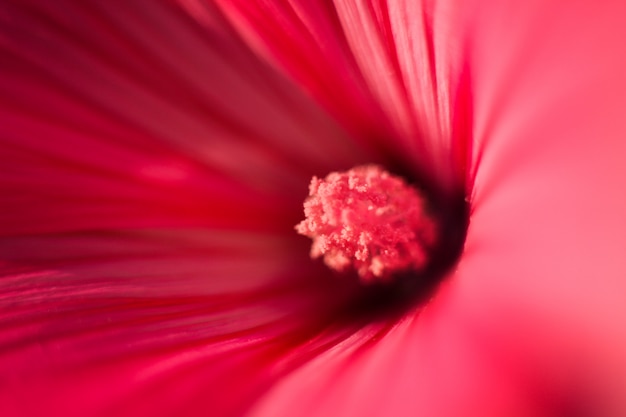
[[296, 165, 437, 283]]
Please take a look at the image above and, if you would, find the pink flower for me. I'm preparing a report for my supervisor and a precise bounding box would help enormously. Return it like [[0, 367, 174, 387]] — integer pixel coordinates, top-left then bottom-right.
[[2, 1, 626, 416]]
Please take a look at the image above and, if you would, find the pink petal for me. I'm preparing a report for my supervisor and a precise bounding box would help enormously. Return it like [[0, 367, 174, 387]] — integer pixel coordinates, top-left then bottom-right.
[[213, 0, 472, 191], [4, 0, 626, 416], [250, 300, 537, 417], [209, 0, 397, 157], [0, 1, 369, 415], [458, 0, 626, 413], [225, 0, 626, 415], [0, 229, 359, 416], [0, 0, 373, 235]]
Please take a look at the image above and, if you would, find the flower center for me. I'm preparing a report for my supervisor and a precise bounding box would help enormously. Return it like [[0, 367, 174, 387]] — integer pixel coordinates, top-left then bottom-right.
[[296, 165, 438, 283]]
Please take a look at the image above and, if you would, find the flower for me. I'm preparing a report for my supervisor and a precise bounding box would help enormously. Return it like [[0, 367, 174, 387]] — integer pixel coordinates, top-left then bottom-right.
[[2, 0, 626, 416]]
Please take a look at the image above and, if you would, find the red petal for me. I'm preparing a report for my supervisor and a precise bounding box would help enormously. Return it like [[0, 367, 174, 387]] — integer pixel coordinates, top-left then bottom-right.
[[0, 0, 371, 235], [214, 0, 471, 191], [0, 1, 367, 415]]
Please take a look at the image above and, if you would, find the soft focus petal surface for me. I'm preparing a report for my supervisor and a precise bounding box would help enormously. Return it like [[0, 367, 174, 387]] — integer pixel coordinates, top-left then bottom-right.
[[250, 295, 536, 417], [457, 0, 626, 414], [3, 0, 626, 416], [0, 0, 374, 235], [212, 0, 471, 192], [231, 0, 626, 416], [0, 1, 372, 416]]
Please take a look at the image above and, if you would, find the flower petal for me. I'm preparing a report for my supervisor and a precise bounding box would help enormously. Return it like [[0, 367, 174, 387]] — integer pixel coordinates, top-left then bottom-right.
[[212, 0, 472, 192], [208, 0, 397, 158], [0, 229, 356, 416], [233, 0, 626, 415], [0, 1, 369, 415], [249, 300, 538, 417], [0, 0, 372, 235], [456, 0, 626, 413]]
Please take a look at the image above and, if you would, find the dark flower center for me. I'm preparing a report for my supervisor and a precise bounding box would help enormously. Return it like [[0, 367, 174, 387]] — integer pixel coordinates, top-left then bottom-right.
[[297, 164, 469, 318]]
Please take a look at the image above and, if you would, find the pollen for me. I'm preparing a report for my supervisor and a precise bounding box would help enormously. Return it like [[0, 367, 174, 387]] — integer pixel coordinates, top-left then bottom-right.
[[295, 165, 438, 283]]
